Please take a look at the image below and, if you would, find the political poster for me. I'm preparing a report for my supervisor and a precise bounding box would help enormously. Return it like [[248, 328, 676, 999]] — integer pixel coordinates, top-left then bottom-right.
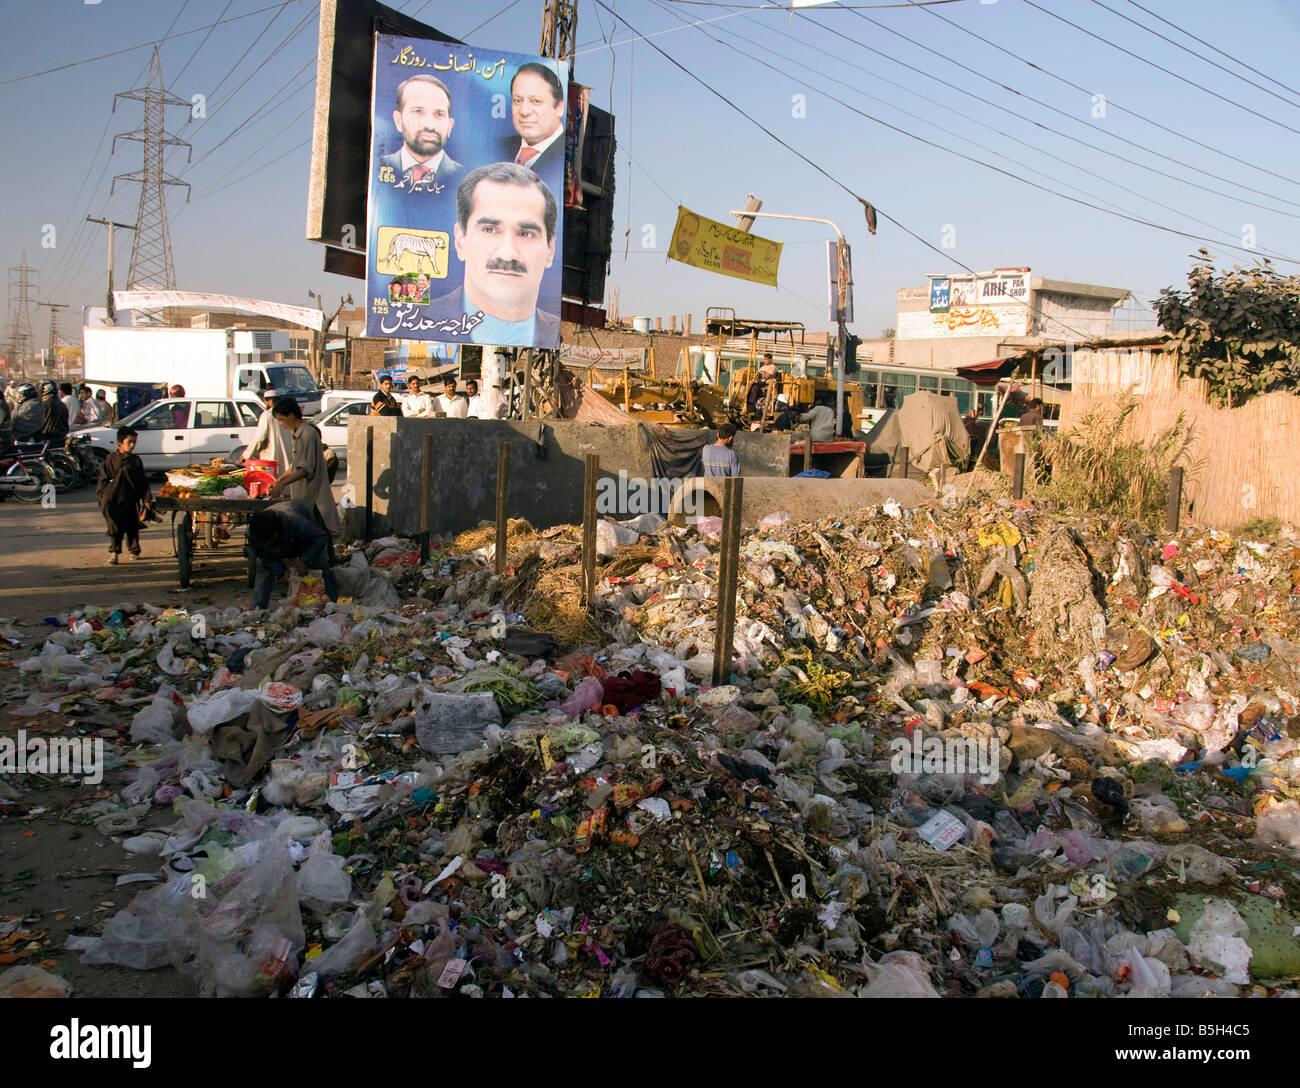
[[365, 35, 567, 349], [667, 206, 782, 287]]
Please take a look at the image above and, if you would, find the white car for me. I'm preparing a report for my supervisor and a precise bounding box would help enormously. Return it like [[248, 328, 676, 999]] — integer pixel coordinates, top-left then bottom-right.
[[80, 396, 263, 472], [310, 399, 372, 465]]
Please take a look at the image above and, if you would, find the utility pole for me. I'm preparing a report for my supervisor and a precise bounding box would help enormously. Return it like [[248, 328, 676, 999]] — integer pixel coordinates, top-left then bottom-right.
[[112, 48, 192, 324], [7, 252, 37, 377], [729, 209, 852, 436], [86, 217, 137, 321], [540, 0, 578, 60], [733, 195, 762, 233], [37, 302, 68, 380]]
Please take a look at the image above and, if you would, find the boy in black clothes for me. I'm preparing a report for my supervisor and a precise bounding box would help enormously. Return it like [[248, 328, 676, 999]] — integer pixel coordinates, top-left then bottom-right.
[[96, 426, 154, 564]]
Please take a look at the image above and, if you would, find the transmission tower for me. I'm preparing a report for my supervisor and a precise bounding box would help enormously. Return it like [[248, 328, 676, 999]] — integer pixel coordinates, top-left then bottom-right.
[[111, 48, 191, 321], [6, 252, 37, 375], [37, 302, 68, 375], [540, 0, 578, 61]]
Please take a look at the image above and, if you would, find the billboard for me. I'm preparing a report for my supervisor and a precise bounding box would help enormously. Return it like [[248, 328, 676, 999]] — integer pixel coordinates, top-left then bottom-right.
[[364, 34, 566, 348], [667, 206, 783, 287]]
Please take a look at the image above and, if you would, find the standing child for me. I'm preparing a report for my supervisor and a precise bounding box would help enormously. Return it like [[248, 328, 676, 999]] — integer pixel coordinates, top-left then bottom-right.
[[96, 426, 154, 564]]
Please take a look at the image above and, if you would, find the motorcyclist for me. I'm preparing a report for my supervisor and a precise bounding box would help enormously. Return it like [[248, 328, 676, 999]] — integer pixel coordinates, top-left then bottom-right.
[[36, 379, 69, 447], [11, 384, 44, 443]]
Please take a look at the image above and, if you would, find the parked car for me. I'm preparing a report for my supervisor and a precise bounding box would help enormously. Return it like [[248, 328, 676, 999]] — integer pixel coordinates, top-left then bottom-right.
[[310, 399, 372, 465], [79, 396, 263, 472]]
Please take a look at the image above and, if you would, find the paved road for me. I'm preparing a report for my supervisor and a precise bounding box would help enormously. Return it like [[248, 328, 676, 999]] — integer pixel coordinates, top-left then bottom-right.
[[0, 484, 339, 622]]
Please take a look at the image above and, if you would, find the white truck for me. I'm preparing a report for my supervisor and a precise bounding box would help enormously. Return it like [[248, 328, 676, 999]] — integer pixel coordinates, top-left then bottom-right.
[[83, 327, 323, 417]]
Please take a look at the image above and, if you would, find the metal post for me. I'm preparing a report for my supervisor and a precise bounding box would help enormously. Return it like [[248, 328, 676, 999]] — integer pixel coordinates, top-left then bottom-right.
[[364, 427, 374, 543], [803, 433, 813, 474], [898, 446, 910, 479], [419, 432, 432, 563], [835, 240, 848, 438], [582, 453, 599, 607], [1167, 467, 1184, 533], [1012, 452, 1025, 500], [495, 441, 509, 576], [712, 476, 744, 687]]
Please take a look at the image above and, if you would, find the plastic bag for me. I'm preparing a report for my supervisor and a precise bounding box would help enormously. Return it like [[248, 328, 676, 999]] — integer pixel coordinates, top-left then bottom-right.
[[312, 909, 377, 978], [187, 687, 257, 736], [861, 951, 939, 998], [1187, 900, 1252, 985], [1255, 799, 1300, 853], [0, 964, 73, 998], [695, 516, 723, 541], [129, 684, 184, 744], [296, 844, 353, 913], [560, 675, 605, 717], [1166, 843, 1237, 885]]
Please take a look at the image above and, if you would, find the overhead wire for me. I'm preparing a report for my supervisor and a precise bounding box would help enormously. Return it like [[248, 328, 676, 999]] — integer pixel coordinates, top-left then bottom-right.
[[647, 0, 1300, 265], [904, 0, 1300, 191], [1120, 0, 1300, 102], [1086, 0, 1300, 112], [1024, 0, 1300, 137], [705, 6, 1296, 258]]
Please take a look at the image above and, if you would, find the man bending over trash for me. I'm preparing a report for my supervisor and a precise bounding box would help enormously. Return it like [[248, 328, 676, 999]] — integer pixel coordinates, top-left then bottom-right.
[[247, 501, 339, 610]]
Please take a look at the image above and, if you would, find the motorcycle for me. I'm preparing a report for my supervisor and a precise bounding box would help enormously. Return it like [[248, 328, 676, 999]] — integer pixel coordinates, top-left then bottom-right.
[[0, 446, 55, 503]]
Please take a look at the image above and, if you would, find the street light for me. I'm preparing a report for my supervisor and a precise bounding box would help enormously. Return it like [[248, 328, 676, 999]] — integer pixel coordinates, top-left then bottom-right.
[[728, 210, 851, 437]]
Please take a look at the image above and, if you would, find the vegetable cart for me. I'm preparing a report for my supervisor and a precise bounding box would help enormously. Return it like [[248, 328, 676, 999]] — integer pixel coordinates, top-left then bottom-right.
[[154, 496, 271, 589]]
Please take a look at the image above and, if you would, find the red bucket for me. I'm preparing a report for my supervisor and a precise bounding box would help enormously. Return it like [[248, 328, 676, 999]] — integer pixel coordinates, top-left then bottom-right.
[[244, 470, 276, 498], [246, 458, 279, 474]]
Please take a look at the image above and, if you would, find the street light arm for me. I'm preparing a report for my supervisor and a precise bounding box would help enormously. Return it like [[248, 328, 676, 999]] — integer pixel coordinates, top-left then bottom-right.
[[726, 209, 845, 246]]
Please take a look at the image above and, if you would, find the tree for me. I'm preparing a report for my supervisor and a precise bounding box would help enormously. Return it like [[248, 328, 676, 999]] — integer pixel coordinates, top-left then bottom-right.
[[1154, 250, 1300, 406], [879, 327, 895, 339]]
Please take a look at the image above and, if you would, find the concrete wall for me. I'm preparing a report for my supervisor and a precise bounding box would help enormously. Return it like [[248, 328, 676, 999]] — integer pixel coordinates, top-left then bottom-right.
[[344, 418, 791, 537]]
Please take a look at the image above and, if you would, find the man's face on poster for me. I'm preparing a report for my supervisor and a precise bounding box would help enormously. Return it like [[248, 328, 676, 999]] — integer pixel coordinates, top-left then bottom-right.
[[511, 71, 565, 145], [455, 178, 556, 323], [393, 80, 454, 161], [675, 214, 699, 258], [416, 274, 430, 297]]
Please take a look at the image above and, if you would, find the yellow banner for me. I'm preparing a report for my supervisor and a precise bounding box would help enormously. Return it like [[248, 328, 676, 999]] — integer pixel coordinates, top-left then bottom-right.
[[668, 206, 782, 287]]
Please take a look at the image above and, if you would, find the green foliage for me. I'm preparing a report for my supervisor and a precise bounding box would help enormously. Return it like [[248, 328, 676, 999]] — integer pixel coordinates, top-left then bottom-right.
[[1154, 251, 1300, 406], [1034, 397, 1193, 526], [775, 652, 854, 713]]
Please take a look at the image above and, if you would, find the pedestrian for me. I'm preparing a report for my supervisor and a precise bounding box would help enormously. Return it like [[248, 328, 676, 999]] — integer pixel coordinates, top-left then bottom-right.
[[465, 378, 498, 419], [436, 375, 468, 418], [373, 376, 403, 416], [60, 383, 77, 425], [403, 375, 435, 417], [242, 388, 292, 474], [701, 423, 741, 477], [798, 398, 836, 443], [247, 501, 339, 610], [95, 389, 117, 424], [75, 384, 106, 427], [266, 396, 342, 537], [96, 425, 154, 564]]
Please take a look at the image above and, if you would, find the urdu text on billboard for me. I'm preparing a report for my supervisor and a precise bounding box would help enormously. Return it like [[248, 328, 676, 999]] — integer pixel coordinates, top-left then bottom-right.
[[364, 35, 566, 349]]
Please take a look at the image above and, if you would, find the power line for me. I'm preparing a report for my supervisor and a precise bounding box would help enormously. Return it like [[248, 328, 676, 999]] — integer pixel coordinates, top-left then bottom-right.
[[588, 0, 1106, 345], [0, 2, 299, 87], [783, 5, 1300, 217], [710, 8, 1298, 256], [1121, 0, 1300, 102], [904, 0, 1300, 192], [1025, 0, 1300, 137], [172, 0, 231, 85], [1086, 0, 1300, 112], [653, 0, 1300, 264]]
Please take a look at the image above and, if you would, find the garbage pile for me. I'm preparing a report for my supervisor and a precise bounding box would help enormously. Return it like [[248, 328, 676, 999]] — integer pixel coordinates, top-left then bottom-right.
[[3, 499, 1300, 998]]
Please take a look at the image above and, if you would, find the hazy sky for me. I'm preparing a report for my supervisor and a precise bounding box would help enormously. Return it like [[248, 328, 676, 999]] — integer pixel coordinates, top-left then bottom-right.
[[4, 0, 1300, 343]]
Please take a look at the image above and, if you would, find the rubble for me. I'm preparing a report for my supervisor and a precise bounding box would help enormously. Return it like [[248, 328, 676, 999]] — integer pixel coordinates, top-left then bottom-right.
[[2, 498, 1300, 998]]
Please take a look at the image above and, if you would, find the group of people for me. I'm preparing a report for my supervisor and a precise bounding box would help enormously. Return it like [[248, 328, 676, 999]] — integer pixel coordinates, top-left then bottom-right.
[[1, 380, 115, 450], [368, 374, 502, 420]]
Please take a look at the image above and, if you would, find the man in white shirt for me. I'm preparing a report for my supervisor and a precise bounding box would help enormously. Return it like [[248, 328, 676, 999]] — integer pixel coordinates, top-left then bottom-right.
[[75, 385, 107, 426], [402, 375, 435, 418], [61, 384, 78, 426], [465, 378, 498, 419], [436, 376, 468, 418]]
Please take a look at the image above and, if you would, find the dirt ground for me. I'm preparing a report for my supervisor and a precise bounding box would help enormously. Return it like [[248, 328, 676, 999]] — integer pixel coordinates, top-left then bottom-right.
[[0, 485, 340, 998]]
